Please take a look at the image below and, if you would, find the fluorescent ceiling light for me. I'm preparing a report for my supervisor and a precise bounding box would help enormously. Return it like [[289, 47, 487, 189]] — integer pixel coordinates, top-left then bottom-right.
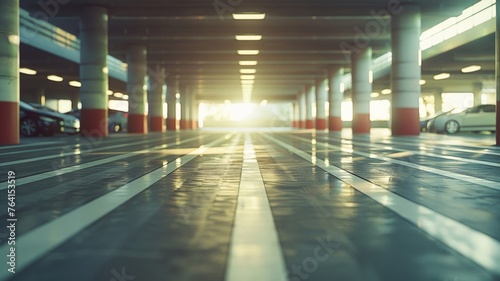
[[260, 99, 268, 106], [381, 89, 391, 95], [239, 61, 258, 66], [461, 65, 481, 73], [240, 75, 255, 80], [240, 69, 256, 74], [371, 92, 380, 98], [419, 79, 426, 85], [113, 92, 124, 98], [69, 81, 81, 88], [47, 75, 63, 82], [107, 90, 114, 95], [235, 35, 262, 41], [232, 13, 266, 20], [19, 68, 37, 75], [433, 73, 450, 80], [122, 95, 129, 100], [238, 50, 260, 55]]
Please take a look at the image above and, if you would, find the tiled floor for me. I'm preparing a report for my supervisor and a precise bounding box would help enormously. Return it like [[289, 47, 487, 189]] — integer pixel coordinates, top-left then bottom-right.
[[0, 129, 499, 281]]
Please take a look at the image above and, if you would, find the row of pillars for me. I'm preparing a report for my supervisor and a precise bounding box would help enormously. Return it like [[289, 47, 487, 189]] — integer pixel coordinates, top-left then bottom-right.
[[292, 5, 421, 136]]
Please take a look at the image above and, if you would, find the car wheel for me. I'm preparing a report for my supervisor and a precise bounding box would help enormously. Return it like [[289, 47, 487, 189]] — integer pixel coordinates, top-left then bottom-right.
[[20, 118, 39, 137], [445, 120, 460, 134]]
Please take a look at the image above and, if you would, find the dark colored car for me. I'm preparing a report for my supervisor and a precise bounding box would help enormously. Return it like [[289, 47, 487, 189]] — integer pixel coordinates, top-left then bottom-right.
[[29, 103, 81, 134], [19, 101, 62, 137]]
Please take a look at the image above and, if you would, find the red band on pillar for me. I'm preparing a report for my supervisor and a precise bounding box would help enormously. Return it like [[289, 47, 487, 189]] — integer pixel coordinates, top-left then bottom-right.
[[306, 120, 314, 129], [167, 118, 176, 131], [0, 101, 19, 145], [149, 116, 163, 132], [81, 108, 108, 138], [316, 119, 326, 130], [352, 113, 370, 134], [128, 114, 147, 134], [180, 120, 188, 130], [392, 108, 420, 136], [329, 116, 342, 131], [299, 121, 305, 128], [191, 120, 197, 129]]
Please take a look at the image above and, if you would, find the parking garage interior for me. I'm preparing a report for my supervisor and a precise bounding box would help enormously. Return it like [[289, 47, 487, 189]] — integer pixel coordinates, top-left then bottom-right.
[[1, 0, 500, 280]]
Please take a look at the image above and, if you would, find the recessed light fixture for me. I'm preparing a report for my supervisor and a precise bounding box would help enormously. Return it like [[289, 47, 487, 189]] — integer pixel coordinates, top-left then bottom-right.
[[122, 95, 129, 100], [237, 50, 260, 55], [235, 35, 262, 41], [260, 99, 268, 106], [107, 90, 114, 95], [19, 68, 37, 75], [240, 75, 255, 80], [240, 69, 256, 74], [419, 79, 426, 85], [433, 73, 450, 80], [113, 92, 124, 98], [232, 13, 266, 20], [371, 92, 380, 98], [47, 75, 63, 82], [69, 81, 81, 88], [381, 89, 391, 95], [461, 65, 481, 73], [239, 61, 258, 66]]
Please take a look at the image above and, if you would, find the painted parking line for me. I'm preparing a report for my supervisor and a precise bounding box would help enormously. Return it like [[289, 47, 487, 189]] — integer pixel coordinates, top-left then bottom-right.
[[225, 133, 287, 281], [0, 133, 234, 281], [305, 136, 500, 168], [286, 134, 500, 191], [0, 141, 65, 150], [0, 135, 204, 189], [263, 134, 500, 276], [0, 137, 165, 167]]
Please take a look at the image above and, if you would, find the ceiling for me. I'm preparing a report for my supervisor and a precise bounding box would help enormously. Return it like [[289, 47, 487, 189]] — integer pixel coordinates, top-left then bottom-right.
[[19, 0, 491, 103]]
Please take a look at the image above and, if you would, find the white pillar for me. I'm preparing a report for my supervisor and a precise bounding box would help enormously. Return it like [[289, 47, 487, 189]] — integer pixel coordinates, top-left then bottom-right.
[[391, 4, 421, 136], [148, 66, 165, 132], [315, 78, 327, 130], [299, 90, 306, 128], [127, 45, 147, 134], [306, 85, 316, 129], [351, 47, 372, 134], [166, 78, 177, 131], [329, 67, 344, 131]]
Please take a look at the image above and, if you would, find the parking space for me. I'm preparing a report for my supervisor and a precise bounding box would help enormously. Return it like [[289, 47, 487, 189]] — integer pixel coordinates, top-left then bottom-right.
[[0, 129, 499, 281]]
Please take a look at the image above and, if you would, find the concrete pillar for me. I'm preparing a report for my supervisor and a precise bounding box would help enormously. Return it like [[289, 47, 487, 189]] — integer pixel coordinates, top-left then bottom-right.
[[306, 85, 316, 129], [496, 1, 500, 145], [315, 78, 327, 130], [434, 89, 443, 113], [127, 45, 147, 134], [293, 100, 300, 128], [391, 5, 421, 136], [299, 90, 306, 128], [79, 6, 108, 137], [180, 85, 190, 130], [329, 67, 344, 131], [351, 47, 372, 134], [148, 66, 165, 132], [473, 82, 483, 106], [190, 91, 198, 129], [166, 78, 177, 131], [0, 0, 19, 145]]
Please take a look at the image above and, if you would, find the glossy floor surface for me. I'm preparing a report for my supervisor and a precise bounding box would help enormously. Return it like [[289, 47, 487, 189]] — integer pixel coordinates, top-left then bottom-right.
[[0, 129, 499, 281]]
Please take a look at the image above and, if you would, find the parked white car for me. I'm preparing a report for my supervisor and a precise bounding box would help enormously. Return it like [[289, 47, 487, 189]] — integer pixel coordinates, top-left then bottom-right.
[[28, 103, 80, 134], [427, 104, 496, 134]]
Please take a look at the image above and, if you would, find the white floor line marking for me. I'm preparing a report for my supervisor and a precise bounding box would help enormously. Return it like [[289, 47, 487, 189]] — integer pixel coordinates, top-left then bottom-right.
[[225, 133, 287, 281], [287, 134, 500, 191], [309, 136, 500, 168], [0, 133, 234, 281], [0, 141, 65, 150], [264, 134, 500, 276], [0, 137, 165, 167], [0, 136, 204, 189]]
